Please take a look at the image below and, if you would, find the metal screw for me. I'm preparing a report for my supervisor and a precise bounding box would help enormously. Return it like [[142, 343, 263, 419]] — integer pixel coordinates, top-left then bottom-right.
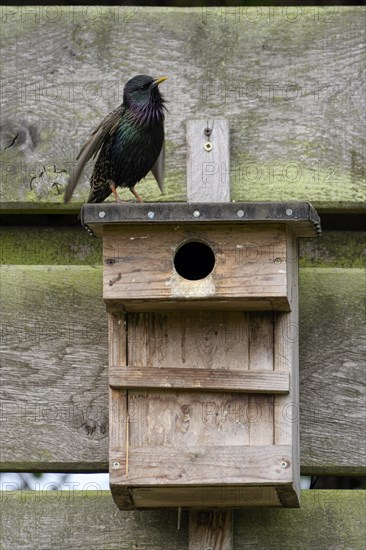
[[237, 209, 244, 218], [274, 257, 282, 264], [286, 208, 293, 216], [147, 211, 155, 219], [204, 141, 213, 152], [280, 460, 288, 469], [193, 210, 200, 217], [113, 461, 120, 468], [98, 211, 106, 219]]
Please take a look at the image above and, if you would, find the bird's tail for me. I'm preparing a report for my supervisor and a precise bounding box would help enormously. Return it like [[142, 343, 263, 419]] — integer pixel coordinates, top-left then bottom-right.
[[86, 187, 112, 203]]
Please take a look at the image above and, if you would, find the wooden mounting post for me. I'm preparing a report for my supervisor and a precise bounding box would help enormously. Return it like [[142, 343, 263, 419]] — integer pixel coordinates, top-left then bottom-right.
[[186, 118, 230, 202], [189, 511, 233, 550], [186, 118, 233, 550]]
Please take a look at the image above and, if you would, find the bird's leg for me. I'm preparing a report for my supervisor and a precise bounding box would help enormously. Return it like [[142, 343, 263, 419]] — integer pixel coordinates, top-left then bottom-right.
[[129, 186, 144, 203], [109, 181, 124, 203]]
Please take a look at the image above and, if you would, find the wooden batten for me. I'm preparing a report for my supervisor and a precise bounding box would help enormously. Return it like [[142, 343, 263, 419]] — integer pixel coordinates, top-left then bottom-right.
[[111, 445, 293, 485], [109, 366, 290, 394]]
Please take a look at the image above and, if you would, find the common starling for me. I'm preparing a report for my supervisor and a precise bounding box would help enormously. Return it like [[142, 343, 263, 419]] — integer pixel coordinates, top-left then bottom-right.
[[64, 74, 167, 204]]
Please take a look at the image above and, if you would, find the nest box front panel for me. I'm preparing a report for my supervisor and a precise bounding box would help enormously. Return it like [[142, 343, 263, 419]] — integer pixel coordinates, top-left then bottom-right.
[[109, 307, 299, 509], [103, 224, 290, 310]]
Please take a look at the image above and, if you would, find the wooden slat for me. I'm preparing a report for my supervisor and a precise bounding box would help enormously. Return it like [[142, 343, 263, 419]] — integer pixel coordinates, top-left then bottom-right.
[[186, 119, 230, 203], [0, 7, 365, 211], [131, 486, 282, 509], [274, 229, 301, 507], [0, 491, 364, 549], [0, 265, 364, 473], [109, 366, 290, 394], [108, 312, 134, 509], [109, 445, 293, 485], [248, 313, 275, 448], [299, 266, 366, 475], [189, 511, 233, 550]]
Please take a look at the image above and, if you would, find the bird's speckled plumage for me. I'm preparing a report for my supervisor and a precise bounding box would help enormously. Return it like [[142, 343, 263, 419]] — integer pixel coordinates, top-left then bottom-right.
[[64, 75, 167, 204]]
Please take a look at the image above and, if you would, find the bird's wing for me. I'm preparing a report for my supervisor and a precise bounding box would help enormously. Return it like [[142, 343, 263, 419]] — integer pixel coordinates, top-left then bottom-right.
[[64, 105, 124, 203], [151, 140, 165, 193]]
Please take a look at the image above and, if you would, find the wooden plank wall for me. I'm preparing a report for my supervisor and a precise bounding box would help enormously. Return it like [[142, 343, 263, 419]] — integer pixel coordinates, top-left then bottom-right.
[[1, 491, 365, 549], [0, 6, 365, 548], [0, 6, 365, 211]]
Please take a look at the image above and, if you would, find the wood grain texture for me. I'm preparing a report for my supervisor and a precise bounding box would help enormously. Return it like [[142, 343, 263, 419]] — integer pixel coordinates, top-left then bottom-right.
[[189, 511, 233, 550], [0, 491, 364, 550], [131, 486, 281, 509], [0, 7, 365, 211], [299, 267, 366, 475], [109, 366, 290, 393], [0, 264, 108, 471], [103, 224, 289, 308], [124, 312, 280, 461], [108, 312, 134, 509], [1, 227, 363, 267], [187, 119, 230, 202], [274, 230, 301, 507], [0, 266, 364, 473], [113, 445, 293, 486]]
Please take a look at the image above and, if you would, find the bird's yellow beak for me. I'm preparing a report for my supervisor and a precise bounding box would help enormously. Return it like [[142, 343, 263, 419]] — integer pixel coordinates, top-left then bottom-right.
[[153, 76, 168, 86]]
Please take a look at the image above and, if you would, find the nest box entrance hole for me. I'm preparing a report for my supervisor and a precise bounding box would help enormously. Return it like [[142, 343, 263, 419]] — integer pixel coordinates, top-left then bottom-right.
[[173, 240, 215, 281]]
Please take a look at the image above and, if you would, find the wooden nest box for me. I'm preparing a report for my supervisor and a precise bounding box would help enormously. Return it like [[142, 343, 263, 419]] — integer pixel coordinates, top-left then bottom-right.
[[82, 201, 321, 510]]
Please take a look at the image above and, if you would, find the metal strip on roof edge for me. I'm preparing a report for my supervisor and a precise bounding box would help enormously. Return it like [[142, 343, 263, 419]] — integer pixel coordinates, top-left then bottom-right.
[[80, 202, 321, 237]]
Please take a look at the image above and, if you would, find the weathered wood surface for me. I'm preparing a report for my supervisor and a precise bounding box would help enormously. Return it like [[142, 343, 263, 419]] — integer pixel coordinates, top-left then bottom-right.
[[103, 223, 290, 310], [189, 511, 233, 550], [186, 119, 230, 203], [1, 227, 364, 267], [113, 445, 293, 487], [0, 491, 364, 550], [109, 365, 290, 393], [0, 264, 364, 473], [0, 7, 365, 211], [299, 266, 366, 474], [274, 231, 301, 507]]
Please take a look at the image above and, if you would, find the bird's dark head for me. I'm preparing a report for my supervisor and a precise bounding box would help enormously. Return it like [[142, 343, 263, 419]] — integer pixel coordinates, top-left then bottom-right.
[[123, 75, 167, 124]]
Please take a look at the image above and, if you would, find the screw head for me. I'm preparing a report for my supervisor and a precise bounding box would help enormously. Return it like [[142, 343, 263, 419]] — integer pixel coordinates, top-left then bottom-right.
[[193, 210, 200, 218], [147, 211, 155, 219], [113, 461, 120, 468], [204, 141, 213, 152], [236, 209, 244, 218], [280, 460, 289, 469], [286, 208, 293, 216], [98, 211, 106, 219]]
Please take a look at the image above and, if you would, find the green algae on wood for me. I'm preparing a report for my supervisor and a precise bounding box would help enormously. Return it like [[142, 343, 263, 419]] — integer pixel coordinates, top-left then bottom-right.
[[0, 6, 365, 210], [0, 265, 364, 474], [0, 491, 365, 549], [1, 227, 364, 267]]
